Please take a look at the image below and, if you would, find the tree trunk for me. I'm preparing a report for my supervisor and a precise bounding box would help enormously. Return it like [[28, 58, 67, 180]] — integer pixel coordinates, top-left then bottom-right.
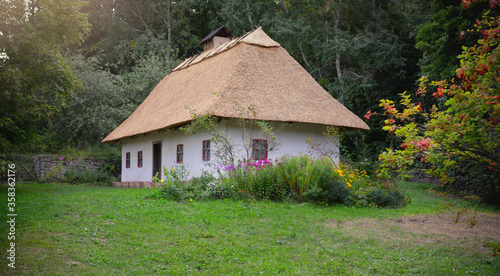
[[166, 0, 172, 60], [333, 5, 345, 103], [245, 1, 254, 30], [167, 0, 172, 44]]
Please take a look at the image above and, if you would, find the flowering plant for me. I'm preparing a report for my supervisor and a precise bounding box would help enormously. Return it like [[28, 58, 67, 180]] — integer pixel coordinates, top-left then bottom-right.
[[372, 11, 499, 193]]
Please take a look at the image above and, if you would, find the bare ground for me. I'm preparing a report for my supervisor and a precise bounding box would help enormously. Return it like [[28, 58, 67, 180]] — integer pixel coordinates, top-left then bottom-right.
[[324, 211, 500, 255]]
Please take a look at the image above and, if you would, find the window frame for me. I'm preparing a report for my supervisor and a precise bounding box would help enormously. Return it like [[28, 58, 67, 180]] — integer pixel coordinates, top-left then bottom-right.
[[176, 144, 184, 163], [125, 152, 131, 168], [252, 139, 268, 160], [137, 151, 143, 168], [202, 140, 211, 161]]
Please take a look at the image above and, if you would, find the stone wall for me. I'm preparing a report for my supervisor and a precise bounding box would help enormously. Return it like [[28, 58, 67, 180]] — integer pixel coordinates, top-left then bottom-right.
[[113, 182, 156, 188], [33, 155, 103, 179]]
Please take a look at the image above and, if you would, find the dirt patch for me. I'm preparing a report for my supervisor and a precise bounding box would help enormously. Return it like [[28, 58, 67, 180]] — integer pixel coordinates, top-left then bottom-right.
[[66, 261, 82, 266], [324, 211, 500, 255], [90, 237, 108, 245], [394, 212, 500, 240]]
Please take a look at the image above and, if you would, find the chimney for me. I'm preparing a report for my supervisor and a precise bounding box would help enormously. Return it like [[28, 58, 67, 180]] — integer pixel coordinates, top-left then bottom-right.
[[200, 26, 233, 51]]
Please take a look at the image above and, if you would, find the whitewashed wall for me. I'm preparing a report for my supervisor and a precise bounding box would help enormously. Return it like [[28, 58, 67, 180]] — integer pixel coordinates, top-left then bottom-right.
[[120, 119, 338, 182]]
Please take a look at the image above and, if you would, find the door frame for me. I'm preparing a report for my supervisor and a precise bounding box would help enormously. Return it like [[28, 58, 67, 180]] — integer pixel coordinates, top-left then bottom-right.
[[152, 141, 162, 180]]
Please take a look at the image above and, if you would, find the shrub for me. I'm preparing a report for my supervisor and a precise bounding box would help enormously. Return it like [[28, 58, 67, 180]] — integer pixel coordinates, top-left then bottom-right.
[[199, 180, 235, 200], [323, 179, 353, 205], [162, 163, 190, 187], [303, 178, 352, 205], [366, 188, 410, 208], [156, 184, 184, 201], [189, 170, 217, 190], [220, 159, 287, 200], [277, 155, 311, 195]]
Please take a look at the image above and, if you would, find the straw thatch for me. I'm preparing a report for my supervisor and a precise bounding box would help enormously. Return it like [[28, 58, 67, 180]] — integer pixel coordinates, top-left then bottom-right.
[[102, 27, 369, 143]]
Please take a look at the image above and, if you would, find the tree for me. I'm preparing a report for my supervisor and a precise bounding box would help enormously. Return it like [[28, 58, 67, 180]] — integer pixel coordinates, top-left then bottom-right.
[[375, 2, 500, 204], [0, 0, 90, 154], [416, 0, 496, 80], [48, 53, 176, 149], [80, 0, 221, 72]]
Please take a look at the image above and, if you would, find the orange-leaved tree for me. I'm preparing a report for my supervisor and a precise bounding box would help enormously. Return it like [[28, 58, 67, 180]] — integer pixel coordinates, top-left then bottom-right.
[[372, 1, 499, 203]]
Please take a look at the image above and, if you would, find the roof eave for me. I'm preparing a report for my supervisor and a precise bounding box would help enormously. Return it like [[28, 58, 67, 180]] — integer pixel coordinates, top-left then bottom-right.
[[101, 119, 194, 144]]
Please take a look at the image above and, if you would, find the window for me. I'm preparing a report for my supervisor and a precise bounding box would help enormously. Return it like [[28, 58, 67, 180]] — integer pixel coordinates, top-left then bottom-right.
[[126, 152, 131, 168], [176, 144, 184, 163], [252, 139, 268, 160], [138, 151, 143, 167], [202, 140, 211, 161]]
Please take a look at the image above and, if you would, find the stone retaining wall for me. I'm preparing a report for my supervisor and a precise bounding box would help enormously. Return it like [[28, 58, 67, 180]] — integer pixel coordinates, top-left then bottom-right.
[[113, 182, 156, 188], [33, 155, 103, 179]]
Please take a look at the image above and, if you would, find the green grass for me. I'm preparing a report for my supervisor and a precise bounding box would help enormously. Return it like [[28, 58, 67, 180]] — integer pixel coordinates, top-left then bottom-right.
[[0, 181, 499, 275]]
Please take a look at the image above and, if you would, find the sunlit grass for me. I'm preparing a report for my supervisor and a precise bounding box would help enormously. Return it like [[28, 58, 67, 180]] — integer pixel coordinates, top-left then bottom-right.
[[0, 181, 498, 275]]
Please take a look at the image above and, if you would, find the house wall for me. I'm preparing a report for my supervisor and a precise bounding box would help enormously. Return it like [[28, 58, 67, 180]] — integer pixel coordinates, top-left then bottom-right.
[[120, 119, 338, 182]]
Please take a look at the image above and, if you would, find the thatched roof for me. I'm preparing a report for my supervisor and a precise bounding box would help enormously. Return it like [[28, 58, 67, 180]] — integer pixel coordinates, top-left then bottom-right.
[[102, 27, 369, 143]]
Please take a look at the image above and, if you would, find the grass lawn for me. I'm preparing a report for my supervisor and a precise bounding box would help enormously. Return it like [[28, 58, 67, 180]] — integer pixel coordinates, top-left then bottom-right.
[[0, 181, 499, 275]]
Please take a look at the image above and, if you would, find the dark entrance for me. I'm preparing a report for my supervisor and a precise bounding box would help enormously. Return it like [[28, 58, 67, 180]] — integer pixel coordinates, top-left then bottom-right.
[[153, 142, 162, 179]]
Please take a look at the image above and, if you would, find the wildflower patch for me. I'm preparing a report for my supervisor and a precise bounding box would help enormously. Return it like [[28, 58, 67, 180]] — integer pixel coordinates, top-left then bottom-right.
[[148, 155, 410, 208]]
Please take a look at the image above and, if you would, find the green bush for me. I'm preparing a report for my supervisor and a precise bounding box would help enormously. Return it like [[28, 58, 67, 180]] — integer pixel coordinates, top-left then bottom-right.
[[303, 178, 352, 205], [189, 170, 217, 190], [220, 160, 287, 200], [199, 180, 235, 200], [365, 188, 410, 208], [323, 179, 353, 205]]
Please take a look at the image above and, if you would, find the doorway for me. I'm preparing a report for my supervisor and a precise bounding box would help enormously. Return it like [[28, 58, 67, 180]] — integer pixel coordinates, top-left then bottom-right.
[[153, 142, 162, 179]]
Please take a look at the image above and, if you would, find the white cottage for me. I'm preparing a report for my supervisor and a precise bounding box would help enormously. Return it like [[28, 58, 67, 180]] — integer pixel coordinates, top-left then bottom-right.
[[102, 26, 369, 186]]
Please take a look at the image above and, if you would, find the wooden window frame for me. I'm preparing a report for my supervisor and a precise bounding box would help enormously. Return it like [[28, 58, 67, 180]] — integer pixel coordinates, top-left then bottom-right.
[[137, 151, 143, 168], [202, 140, 211, 161], [176, 144, 184, 163], [125, 152, 131, 168], [252, 139, 268, 160]]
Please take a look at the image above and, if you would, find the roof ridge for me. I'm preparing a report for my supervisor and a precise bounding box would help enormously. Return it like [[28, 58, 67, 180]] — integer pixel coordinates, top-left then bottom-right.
[[172, 27, 279, 72]]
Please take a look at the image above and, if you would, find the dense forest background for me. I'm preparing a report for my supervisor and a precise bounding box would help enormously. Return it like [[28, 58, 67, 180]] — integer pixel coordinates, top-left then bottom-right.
[[0, 0, 496, 167]]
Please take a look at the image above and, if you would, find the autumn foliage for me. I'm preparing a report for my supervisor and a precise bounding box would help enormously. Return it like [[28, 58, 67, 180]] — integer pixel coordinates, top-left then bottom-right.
[[372, 5, 499, 203]]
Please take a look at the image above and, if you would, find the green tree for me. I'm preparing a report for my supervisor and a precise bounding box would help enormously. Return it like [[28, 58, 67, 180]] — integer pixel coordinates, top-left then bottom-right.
[[80, 0, 217, 72], [416, 0, 496, 80], [0, 0, 90, 154], [48, 53, 176, 149], [271, 1, 425, 162]]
